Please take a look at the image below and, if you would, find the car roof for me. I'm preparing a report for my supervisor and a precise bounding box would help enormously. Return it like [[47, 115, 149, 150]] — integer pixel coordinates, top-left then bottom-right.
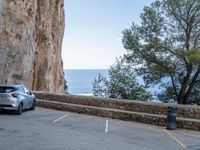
[[0, 84, 24, 88]]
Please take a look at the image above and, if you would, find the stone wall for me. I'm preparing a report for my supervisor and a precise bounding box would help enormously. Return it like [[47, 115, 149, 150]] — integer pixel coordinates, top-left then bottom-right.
[[34, 91, 200, 131], [34, 91, 200, 119]]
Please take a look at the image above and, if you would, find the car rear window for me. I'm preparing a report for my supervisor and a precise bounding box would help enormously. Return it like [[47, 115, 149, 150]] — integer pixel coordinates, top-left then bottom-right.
[[0, 87, 16, 93]]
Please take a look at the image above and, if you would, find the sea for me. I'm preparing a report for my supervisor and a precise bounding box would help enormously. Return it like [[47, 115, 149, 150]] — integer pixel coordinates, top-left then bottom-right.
[[64, 69, 161, 101], [64, 69, 109, 95]]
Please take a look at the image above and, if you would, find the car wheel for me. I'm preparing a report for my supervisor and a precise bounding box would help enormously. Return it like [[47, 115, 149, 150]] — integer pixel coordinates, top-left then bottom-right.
[[16, 103, 23, 115], [30, 100, 36, 110]]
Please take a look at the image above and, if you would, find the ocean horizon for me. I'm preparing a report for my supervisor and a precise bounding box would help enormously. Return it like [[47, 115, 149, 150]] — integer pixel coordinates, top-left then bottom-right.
[[64, 69, 109, 95], [64, 69, 162, 101]]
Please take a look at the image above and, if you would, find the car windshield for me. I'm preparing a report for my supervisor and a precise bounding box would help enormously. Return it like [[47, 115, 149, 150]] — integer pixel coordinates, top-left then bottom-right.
[[0, 86, 15, 93]]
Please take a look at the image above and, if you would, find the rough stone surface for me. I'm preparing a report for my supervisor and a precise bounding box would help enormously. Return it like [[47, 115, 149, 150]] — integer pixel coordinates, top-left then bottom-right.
[[36, 99, 200, 131], [34, 91, 200, 119], [33, 0, 65, 92], [0, 0, 65, 92], [34, 92, 200, 130], [36, 99, 167, 126]]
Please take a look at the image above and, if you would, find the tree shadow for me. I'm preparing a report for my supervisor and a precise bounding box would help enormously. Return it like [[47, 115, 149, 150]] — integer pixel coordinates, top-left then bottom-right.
[[174, 131, 200, 140], [187, 145, 200, 150]]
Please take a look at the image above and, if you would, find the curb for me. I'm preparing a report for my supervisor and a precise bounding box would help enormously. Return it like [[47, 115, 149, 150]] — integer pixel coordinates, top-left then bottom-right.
[[36, 99, 200, 131]]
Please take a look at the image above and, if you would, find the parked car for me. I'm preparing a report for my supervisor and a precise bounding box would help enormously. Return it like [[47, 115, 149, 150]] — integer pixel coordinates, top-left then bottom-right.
[[0, 84, 36, 115]]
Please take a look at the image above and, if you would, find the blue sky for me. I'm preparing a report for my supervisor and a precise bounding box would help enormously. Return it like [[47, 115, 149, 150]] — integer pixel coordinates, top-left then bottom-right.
[[62, 0, 154, 69]]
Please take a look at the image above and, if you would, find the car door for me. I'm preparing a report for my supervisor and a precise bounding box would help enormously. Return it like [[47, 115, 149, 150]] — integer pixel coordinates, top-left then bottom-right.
[[18, 86, 29, 109], [22, 86, 33, 109]]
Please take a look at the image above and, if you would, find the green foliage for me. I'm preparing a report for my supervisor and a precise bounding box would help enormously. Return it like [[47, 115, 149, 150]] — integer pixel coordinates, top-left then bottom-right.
[[122, 0, 200, 105], [188, 48, 200, 67], [92, 73, 108, 98], [92, 58, 150, 101]]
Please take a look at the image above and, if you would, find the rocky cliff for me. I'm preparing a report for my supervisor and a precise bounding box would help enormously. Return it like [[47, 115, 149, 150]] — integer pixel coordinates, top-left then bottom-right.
[[0, 0, 65, 93]]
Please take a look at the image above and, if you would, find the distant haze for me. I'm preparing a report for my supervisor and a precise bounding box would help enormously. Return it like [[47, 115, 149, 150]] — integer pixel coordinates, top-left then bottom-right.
[[65, 69, 108, 94]]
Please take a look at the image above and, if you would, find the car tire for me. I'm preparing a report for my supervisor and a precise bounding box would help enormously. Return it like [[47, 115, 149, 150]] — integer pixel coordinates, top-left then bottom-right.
[[16, 103, 23, 115], [30, 100, 36, 110]]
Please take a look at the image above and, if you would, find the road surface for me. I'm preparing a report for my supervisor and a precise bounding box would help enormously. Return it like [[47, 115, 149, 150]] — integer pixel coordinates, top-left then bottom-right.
[[0, 107, 199, 150]]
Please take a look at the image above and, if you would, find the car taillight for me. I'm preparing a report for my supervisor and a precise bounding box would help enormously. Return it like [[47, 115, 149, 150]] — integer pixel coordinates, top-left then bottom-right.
[[11, 93, 18, 98]]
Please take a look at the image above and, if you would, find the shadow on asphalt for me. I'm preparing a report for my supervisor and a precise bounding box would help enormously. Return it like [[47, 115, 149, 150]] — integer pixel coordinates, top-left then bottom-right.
[[0, 109, 31, 115], [174, 131, 200, 140], [187, 145, 200, 150]]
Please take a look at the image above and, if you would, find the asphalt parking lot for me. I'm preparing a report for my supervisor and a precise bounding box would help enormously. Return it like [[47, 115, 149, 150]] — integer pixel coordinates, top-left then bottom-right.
[[0, 107, 199, 150]]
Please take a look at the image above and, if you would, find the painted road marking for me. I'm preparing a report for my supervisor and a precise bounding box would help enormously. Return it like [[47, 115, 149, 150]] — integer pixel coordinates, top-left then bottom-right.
[[163, 129, 186, 149], [105, 119, 108, 133], [53, 114, 69, 123]]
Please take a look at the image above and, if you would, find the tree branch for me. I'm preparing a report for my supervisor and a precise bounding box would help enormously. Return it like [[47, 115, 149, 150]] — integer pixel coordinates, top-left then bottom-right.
[[184, 68, 200, 102], [177, 64, 193, 104], [169, 73, 179, 97]]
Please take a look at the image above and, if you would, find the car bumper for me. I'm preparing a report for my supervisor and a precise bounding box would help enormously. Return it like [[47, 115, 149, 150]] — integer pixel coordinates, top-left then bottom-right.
[[0, 99, 19, 111], [0, 104, 18, 110]]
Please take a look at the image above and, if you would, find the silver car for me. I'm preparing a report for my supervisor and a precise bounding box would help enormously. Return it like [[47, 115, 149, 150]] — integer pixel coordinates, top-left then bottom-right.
[[0, 84, 36, 115]]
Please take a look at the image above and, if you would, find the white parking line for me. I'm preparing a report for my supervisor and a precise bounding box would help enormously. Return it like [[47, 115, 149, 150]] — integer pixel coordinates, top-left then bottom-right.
[[52, 114, 69, 123], [105, 119, 108, 133], [163, 129, 186, 149]]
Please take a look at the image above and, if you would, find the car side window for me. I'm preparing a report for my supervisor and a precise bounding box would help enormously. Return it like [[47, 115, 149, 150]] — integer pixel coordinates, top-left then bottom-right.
[[23, 86, 30, 95], [18, 86, 25, 93]]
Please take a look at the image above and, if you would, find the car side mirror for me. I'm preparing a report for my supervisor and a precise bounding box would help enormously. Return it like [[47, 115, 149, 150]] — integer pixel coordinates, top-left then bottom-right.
[[26, 91, 32, 95]]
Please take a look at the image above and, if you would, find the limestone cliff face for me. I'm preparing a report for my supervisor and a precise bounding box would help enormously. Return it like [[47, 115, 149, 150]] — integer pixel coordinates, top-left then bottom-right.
[[0, 0, 65, 93], [33, 0, 65, 92]]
